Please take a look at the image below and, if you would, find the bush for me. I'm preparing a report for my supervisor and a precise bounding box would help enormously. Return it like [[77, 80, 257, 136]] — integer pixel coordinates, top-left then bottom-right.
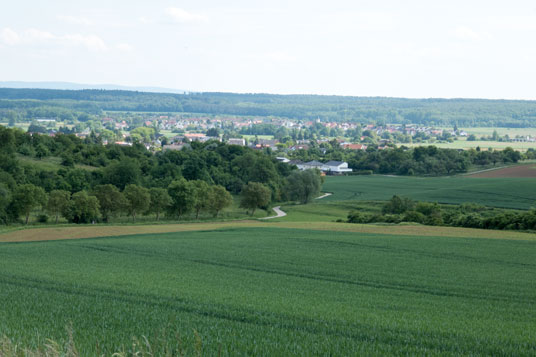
[[403, 210, 426, 223], [347, 210, 370, 223], [382, 195, 414, 214], [37, 214, 49, 223]]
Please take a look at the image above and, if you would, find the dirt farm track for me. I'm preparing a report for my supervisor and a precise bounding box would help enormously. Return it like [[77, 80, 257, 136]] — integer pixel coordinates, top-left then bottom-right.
[[468, 164, 536, 178]]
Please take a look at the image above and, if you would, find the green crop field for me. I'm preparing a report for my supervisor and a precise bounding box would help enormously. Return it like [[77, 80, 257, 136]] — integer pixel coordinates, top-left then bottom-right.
[[321, 175, 536, 210], [0, 226, 535, 355]]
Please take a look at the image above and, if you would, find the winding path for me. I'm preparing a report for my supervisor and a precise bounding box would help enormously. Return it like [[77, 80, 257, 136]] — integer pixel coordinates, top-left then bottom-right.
[[261, 192, 332, 220], [259, 206, 287, 220], [315, 192, 332, 200]]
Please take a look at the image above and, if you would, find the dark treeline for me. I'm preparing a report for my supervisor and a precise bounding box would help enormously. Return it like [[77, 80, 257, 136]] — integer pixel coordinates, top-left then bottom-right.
[[348, 196, 536, 231], [0, 126, 302, 224], [2, 88, 536, 127]]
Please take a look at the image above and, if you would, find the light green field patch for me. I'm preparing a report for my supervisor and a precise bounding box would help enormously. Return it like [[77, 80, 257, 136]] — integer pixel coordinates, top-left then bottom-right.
[[0, 227, 534, 355]]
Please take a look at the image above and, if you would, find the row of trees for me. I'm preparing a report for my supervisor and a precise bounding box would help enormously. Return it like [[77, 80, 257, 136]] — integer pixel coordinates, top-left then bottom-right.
[[347, 196, 536, 231], [1, 180, 234, 225]]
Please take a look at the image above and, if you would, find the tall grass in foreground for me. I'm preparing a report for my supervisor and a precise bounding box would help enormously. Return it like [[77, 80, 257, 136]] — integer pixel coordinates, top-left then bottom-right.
[[0, 328, 206, 357]]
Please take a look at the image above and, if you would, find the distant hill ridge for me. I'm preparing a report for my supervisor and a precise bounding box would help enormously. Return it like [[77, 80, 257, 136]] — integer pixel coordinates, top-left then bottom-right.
[[1, 86, 536, 127], [0, 81, 187, 94]]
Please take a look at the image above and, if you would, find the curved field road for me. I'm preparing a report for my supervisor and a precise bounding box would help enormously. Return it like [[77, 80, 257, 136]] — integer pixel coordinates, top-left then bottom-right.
[[259, 206, 287, 220], [315, 192, 332, 200]]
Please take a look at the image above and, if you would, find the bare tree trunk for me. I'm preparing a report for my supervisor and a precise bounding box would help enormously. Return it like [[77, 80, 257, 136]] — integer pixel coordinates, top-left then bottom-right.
[[25, 212, 30, 225]]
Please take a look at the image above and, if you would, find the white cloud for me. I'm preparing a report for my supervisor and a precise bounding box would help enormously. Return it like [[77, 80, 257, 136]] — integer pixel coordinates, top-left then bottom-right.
[[453, 25, 491, 41], [0, 28, 20, 45], [165, 7, 208, 24], [116, 43, 133, 52], [62, 34, 107, 51], [0, 27, 107, 51], [139, 16, 152, 24], [57, 15, 93, 26]]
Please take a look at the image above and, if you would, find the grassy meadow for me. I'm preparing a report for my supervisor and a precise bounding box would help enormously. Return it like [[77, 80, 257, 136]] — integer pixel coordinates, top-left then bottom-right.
[[0, 226, 535, 355]]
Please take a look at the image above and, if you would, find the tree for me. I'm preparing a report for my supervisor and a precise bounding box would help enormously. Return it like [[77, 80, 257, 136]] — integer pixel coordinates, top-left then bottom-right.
[[239, 182, 271, 215], [93, 184, 126, 222], [0, 183, 11, 225], [190, 180, 211, 219], [123, 184, 150, 222], [11, 184, 47, 224], [382, 195, 414, 214], [46, 190, 71, 224], [168, 178, 195, 219], [285, 169, 322, 204], [103, 159, 141, 190], [63, 191, 100, 224], [208, 185, 233, 217], [206, 128, 220, 137], [149, 187, 172, 221]]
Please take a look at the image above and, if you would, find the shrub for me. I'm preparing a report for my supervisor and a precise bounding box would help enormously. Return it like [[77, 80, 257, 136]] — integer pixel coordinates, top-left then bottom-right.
[[403, 210, 426, 224], [382, 195, 414, 214]]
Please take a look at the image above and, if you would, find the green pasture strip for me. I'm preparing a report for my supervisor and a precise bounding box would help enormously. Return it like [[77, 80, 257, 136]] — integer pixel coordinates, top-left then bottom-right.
[[0, 227, 534, 355], [322, 175, 536, 210]]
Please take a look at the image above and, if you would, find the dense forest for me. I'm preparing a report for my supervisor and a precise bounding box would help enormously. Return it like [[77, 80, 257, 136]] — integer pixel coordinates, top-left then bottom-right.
[[0, 126, 303, 225], [2, 88, 536, 127]]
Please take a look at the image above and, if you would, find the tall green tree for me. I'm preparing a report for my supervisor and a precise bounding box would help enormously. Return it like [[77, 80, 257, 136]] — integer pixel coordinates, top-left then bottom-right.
[[168, 178, 195, 219], [123, 184, 150, 222], [208, 185, 233, 217], [149, 187, 172, 221], [103, 159, 141, 190], [46, 190, 71, 224], [64, 191, 100, 224], [285, 169, 322, 204], [239, 182, 271, 216], [93, 184, 126, 222], [191, 180, 211, 219], [11, 184, 47, 224], [0, 183, 11, 225]]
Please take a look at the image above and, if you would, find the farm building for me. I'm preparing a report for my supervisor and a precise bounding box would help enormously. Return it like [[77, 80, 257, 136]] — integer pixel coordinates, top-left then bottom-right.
[[324, 161, 353, 174]]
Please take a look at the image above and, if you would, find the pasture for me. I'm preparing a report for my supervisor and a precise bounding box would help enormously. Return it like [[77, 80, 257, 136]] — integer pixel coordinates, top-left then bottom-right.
[[0, 225, 535, 355], [321, 175, 536, 209]]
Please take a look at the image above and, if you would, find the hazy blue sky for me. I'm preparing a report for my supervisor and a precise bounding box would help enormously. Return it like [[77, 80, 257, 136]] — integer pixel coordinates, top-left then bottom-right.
[[1, 0, 536, 98]]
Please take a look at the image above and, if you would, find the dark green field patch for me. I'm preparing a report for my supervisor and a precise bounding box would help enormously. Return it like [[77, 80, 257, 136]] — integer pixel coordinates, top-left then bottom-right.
[[323, 175, 536, 209], [0, 227, 535, 355]]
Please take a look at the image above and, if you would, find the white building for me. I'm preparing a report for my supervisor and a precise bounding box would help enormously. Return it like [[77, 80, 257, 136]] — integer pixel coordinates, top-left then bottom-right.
[[324, 161, 353, 174]]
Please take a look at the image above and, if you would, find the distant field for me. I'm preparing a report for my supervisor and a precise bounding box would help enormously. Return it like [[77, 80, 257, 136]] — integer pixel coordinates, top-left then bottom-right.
[[468, 163, 536, 178], [403, 139, 536, 151], [461, 127, 536, 137], [0, 226, 534, 355], [322, 175, 536, 209]]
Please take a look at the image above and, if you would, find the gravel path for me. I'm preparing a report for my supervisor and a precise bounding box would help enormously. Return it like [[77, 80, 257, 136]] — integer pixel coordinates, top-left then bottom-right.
[[259, 206, 287, 220], [315, 192, 333, 199]]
